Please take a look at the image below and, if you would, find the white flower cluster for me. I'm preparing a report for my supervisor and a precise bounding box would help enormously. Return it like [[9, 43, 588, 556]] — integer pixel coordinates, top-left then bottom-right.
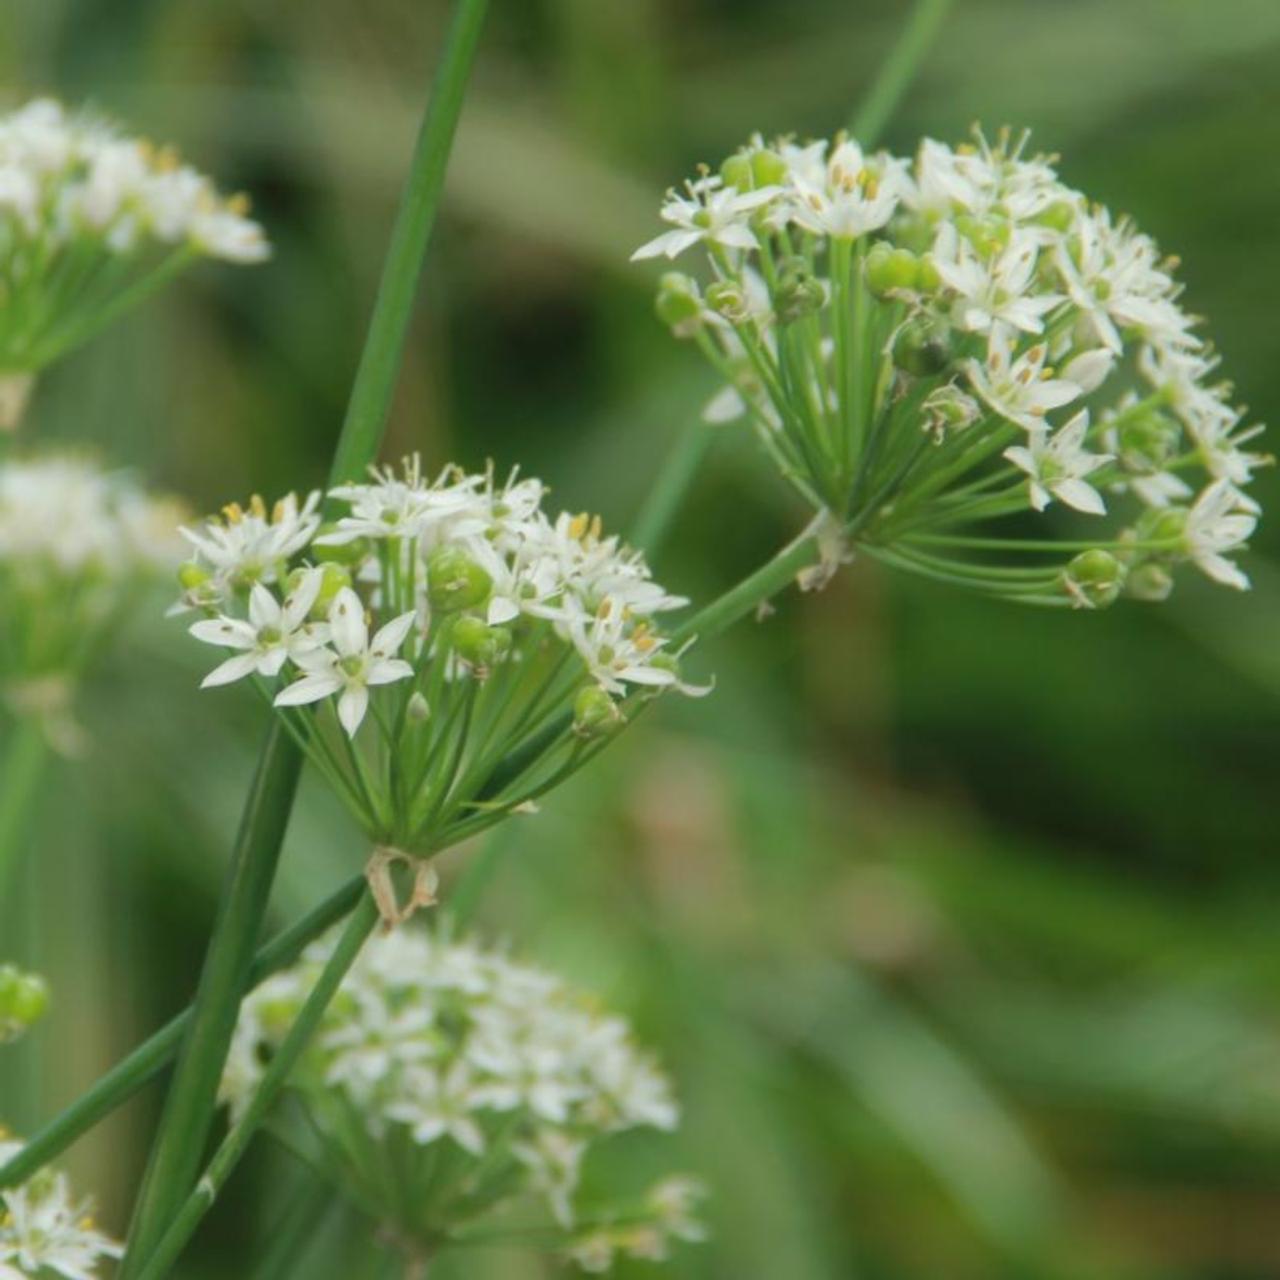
[[0, 98, 268, 265], [0, 98, 268, 418], [223, 929, 702, 1270], [1, 455, 183, 723], [177, 461, 704, 858], [0, 1134, 121, 1278], [638, 127, 1266, 606]]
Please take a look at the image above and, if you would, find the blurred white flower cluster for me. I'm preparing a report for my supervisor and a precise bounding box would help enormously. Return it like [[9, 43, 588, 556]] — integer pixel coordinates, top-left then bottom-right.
[[638, 126, 1267, 606], [177, 460, 705, 887], [0, 97, 269, 424], [0, 1132, 120, 1277], [223, 928, 704, 1272], [0, 454, 183, 748]]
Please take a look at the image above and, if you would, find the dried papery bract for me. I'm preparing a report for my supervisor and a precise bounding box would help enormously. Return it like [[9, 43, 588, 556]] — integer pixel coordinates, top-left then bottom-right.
[[0, 1131, 121, 1276], [636, 126, 1267, 606], [222, 928, 706, 1272], [0, 98, 269, 429], [0, 453, 184, 749], [177, 458, 708, 924]]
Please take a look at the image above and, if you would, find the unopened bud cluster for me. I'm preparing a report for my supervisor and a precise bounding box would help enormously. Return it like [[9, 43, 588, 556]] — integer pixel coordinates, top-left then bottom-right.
[[0, 98, 269, 426], [177, 458, 706, 854], [222, 928, 704, 1272], [0, 1131, 121, 1276], [636, 126, 1266, 606]]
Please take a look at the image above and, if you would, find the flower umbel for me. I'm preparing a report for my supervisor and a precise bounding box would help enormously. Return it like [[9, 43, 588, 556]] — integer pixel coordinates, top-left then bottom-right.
[[178, 460, 705, 917], [637, 125, 1267, 606], [222, 928, 704, 1273], [0, 97, 269, 427]]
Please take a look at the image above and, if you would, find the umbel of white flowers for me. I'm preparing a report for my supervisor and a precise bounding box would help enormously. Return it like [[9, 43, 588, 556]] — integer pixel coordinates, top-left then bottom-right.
[[0, 98, 270, 429], [0, 453, 184, 753], [635, 125, 1268, 607], [0, 965, 49, 1045], [0, 1130, 121, 1277], [222, 928, 707, 1273], [177, 458, 707, 923]]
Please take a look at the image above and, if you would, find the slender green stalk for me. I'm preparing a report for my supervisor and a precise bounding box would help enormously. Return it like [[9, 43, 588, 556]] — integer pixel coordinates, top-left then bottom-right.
[[119, 2, 489, 1268], [0, 720, 49, 896], [246, 1176, 334, 1280], [628, 420, 716, 559], [134, 895, 380, 1280], [849, 0, 954, 146], [0, 874, 364, 1191]]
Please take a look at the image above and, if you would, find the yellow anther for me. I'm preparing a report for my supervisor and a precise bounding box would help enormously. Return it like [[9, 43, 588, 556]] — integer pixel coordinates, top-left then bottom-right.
[[222, 501, 244, 524], [248, 494, 267, 519], [227, 192, 251, 216]]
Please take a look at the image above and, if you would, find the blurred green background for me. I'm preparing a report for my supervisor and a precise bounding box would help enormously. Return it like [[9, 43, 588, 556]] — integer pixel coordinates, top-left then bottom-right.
[[4, 0, 1280, 1275]]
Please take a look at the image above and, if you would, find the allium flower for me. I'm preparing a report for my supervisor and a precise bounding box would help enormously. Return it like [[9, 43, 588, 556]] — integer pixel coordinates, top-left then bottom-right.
[[0, 1132, 121, 1277], [222, 929, 704, 1273], [638, 125, 1268, 607], [0, 98, 269, 429], [0, 966, 48, 1044], [0, 453, 183, 748], [177, 459, 704, 922]]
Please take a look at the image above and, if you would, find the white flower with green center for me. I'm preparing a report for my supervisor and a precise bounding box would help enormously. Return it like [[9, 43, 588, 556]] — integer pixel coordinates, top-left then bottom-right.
[[788, 137, 905, 240], [631, 179, 778, 261], [275, 587, 416, 736], [931, 224, 1063, 334], [1004, 410, 1112, 514], [965, 327, 1083, 432], [190, 571, 329, 686], [1183, 480, 1256, 590]]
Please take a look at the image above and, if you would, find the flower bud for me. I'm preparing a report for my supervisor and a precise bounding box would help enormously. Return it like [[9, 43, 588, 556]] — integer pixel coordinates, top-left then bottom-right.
[[705, 279, 751, 324], [177, 560, 210, 591], [0, 965, 49, 1041], [773, 259, 825, 324], [893, 317, 954, 376], [1135, 506, 1188, 547], [721, 146, 786, 192], [427, 546, 492, 613], [864, 243, 919, 296], [573, 685, 622, 739], [451, 615, 511, 672], [921, 384, 979, 438], [1116, 408, 1179, 473], [1063, 549, 1124, 609], [655, 273, 704, 339], [407, 691, 431, 722], [1125, 562, 1174, 602]]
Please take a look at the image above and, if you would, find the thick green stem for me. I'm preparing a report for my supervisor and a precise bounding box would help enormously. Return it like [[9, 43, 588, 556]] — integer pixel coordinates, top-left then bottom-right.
[[0, 720, 49, 896], [0, 873, 364, 1191], [850, 0, 954, 145], [119, 2, 488, 1267], [133, 895, 380, 1280]]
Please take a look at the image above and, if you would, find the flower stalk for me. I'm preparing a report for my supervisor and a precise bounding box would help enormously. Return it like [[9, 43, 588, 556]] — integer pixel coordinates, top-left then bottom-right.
[[118, 0, 491, 1268]]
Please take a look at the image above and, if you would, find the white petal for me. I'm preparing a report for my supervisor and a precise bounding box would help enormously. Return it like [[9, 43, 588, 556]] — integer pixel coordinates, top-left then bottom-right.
[[283, 568, 323, 628], [370, 611, 417, 658], [190, 617, 256, 650], [329, 588, 368, 656], [248, 583, 282, 629], [1053, 478, 1107, 515], [337, 684, 369, 737], [274, 672, 343, 707], [365, 658, 414, 687], [201, 652, 262, 688]]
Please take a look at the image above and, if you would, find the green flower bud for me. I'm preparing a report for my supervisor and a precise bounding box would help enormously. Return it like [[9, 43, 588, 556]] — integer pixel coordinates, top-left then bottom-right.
[[721, 146, 786, 192], [1117, 409, 1179, 473], [312, 524, 370, 566], [1135, 506, 1188, 547], [655, 273, 704, 339], [705, 279, 751, 324], [916, 255, 942, 292], [407, 691, 431, 723], [1063, 549, 1124, 609], [1125, 563, 1175, 602], [451, 615, 512, 672], [893, 318, 954, 377], [573, 685, 623, 739], [774, 258, 826, 324], [427, 546, 492, 613], [864, 243, 919, 296], [0, 965, 49, 1041], [720, 153, 753, 192], [177, 560, 210, 591]]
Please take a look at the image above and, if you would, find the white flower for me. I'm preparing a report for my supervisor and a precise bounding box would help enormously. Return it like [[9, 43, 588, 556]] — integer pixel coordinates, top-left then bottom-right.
[[965, 326, 1084, 431], [632, 179, 777, 261], [787, 137, 905, 239], [274, 587, 415, 735], [179, 491, 320, 595], [1004, 410, 1112, 514], [385, 1062, 486, 1156], [1184, 480, 1256, 590], [930, 224, 1063, 335], [190, 570, 328, 686]]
